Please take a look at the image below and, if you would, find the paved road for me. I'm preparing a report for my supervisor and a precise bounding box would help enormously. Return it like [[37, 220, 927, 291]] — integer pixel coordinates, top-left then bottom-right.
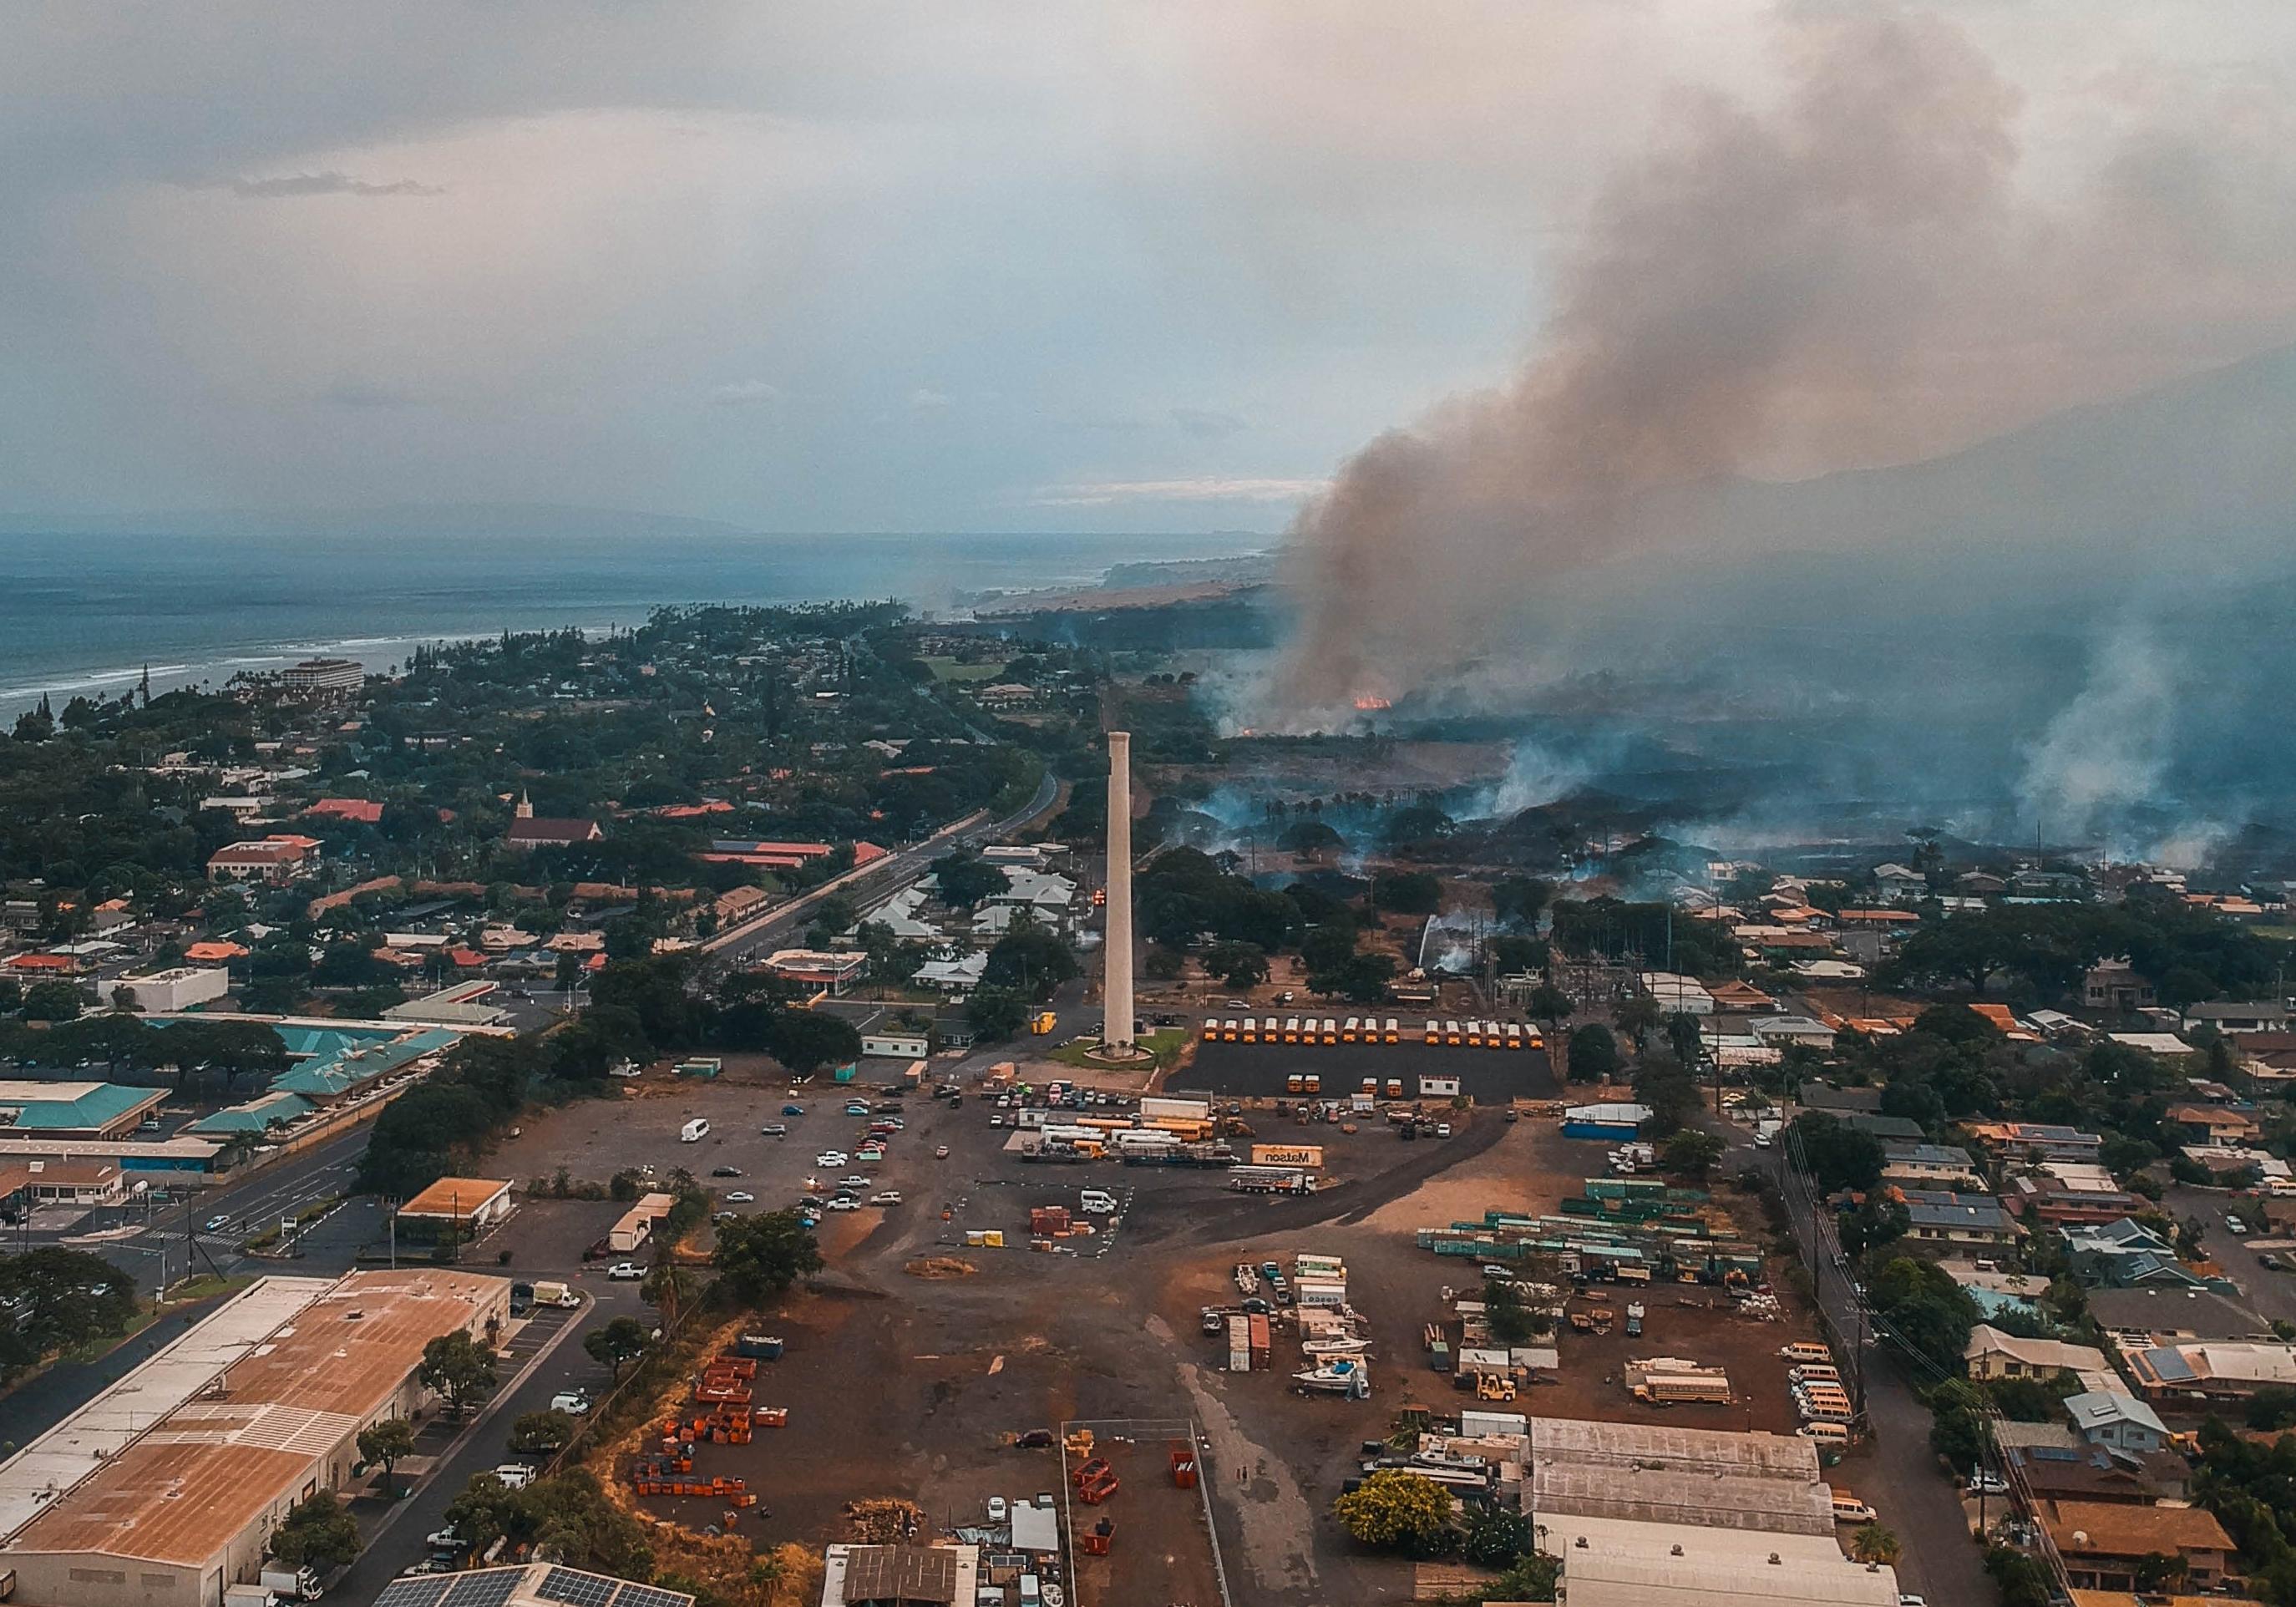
[[330, 1279, 652, 1604], [712, 769, 1060, 966], [1741, 1125, 1989, 1607]]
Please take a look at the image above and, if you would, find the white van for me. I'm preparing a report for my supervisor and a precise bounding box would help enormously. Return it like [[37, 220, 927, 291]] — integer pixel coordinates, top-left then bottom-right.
[[1798, 1421, 1850, 1447], [1078, 1189, 1117, 1215], [1792, 1363, 1842, 1385], [1778, 1341, 1834, 1364], [680, 1118, 710, 1143], [1829, 1491, 1877, 1523]]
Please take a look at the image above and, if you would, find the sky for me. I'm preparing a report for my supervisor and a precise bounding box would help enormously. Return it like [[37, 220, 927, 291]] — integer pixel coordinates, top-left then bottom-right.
[[4, 2, 2293, 535]]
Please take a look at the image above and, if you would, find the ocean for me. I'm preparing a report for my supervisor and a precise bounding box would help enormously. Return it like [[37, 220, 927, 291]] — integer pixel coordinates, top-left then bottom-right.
[[0, 528, 1263, 712]]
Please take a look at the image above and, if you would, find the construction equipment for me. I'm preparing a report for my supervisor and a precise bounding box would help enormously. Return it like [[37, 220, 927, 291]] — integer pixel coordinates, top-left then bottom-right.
[[1475, 1373, 1518, 1402], [1063, 1427, 1096, 1457]]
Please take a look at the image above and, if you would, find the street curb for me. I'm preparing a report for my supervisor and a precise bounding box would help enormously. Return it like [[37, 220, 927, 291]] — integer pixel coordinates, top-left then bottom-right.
[[355, 1297, 593, 1551]]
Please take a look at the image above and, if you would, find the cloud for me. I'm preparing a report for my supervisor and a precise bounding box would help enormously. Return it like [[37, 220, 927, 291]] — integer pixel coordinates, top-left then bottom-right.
[[1032, 475, 1325, 506], [907, 388, 953, 412], [708, 378, 784, 407], [317, 377, 425, 408], [1171, 406, 1247, 440], [205, 170, 445, 199]]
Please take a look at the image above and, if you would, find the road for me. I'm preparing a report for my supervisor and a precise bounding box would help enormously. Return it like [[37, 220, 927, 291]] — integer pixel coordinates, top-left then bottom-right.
[[1745, 1123, 1991, 1607], [329, 1278, 652, 1604], [711, 768, 1059, 965]]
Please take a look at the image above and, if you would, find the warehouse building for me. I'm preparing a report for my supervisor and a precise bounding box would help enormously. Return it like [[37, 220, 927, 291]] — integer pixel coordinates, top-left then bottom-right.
[[1549, 1516, 1900, 1606], [395, 1176, 515, 1239], [0, 1269, 510, 1607], [115, 967, 230, 1014], [0, 1080, 167, 1140]]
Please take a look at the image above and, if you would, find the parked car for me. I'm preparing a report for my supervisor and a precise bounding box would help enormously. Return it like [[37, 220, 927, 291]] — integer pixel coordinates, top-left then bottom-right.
[[424, 1530, 468, 1551], [828, 1198, 860, 1211], [816, 1151, 849, 1166], [839, 1174, 872, 1189], [492, 1465, 536, 1489], [725, 1190, 754, 1203], [1436, 1122, 1452, 1138], [781, 1103, 805, 1116], [1969, 1469, 2008, 1494], [935, 1144, 951, 1158], [761, 1123, 788, 1136], [204, 1214, 231, 1232], [844, 1103, 871, 1116], [711, 1166, 743, 1178], [869, 1191, 903, 1206], [607, 1261, 644, 1280]]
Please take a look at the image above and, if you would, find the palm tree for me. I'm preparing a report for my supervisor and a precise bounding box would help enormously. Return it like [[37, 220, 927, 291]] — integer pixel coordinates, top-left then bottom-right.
[[1849, 1523, 1901, 1565]]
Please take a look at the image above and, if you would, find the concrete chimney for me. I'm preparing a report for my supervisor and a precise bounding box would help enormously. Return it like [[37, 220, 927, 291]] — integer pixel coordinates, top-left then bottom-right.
[[1102, 730, 1134, 1051]]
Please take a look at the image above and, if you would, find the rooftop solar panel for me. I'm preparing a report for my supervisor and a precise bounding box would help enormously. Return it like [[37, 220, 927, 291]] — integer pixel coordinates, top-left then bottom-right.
[[373, 1579, 456, 1607], [536, 1569, 615, 1607], [615, 1584, 695, 1607], [441, 1569, 525, 1607]]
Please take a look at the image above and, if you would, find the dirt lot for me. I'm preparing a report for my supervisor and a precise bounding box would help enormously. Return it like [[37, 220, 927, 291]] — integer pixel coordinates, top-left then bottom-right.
[[507, 1066, 1835, 1606]]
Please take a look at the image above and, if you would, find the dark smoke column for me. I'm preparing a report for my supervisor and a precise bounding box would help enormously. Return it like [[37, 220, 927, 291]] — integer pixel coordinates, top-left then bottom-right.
[[1102, 730, 1134, 1052]]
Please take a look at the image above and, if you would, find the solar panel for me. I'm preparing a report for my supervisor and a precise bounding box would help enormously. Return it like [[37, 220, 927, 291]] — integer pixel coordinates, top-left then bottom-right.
[[615, 1584, 695, 1607], [535, 1569, 614, 1607], [441, 1569, 525, 1607], [373, 1579, 455, 1607]]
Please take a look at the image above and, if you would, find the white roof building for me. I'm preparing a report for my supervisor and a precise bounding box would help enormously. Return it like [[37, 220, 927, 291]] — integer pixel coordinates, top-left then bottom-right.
[[1549, 1515, 1899, 1607]]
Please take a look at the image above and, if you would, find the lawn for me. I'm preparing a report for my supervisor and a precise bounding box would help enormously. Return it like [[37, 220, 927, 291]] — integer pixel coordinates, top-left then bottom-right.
[[1047, 1027, 1190, 1072], [922, 656, 1006, 683]]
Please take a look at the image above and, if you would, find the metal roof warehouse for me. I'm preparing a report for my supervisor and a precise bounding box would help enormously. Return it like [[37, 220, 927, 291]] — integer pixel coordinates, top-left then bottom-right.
[[0, 1270, 510, 1607]]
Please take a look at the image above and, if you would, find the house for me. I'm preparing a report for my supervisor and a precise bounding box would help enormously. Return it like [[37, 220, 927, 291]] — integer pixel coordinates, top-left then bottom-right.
[[2005, 1442, 2188, 1506], [1964, 1121, 2105, 1162], [2108, 1032, 2195, 1057], [1882, 1142, 1983, 1186], [302, 797, 383, 824], [2122, 1341, 2296, 1401], [205, 834, 320, 883], [1871, 863, 1928, 903], [504, 793, 603, 850], [1964, 1325, 2109, 1385], [1799, 1082, 1881, 1115], [1640, 972, 1714, 1014], [2064, 1391, 2168, 1455], [819, 1543, 979, 1607], [2041, 1499, 2233, 1593], [2082, 1286, 2267, 1344], [1956, 871, 2009, 896], [1898, 1191, 2018, 1254], [2182, 1000, 2291, 1036], [1942, 1264, 2050, 1321], [2083, 960, 2157, 1012], [2007, 1178, 2148, 1227], [2061, 1219, 2190, 1288], [915, 953, 989, 992], [2163, 1103, 2260, 1148], [1842, 1113, 1925, 1143]]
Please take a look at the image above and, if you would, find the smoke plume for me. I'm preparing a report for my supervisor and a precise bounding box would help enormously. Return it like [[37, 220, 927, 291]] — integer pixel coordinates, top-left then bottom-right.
[[2016, 621, 2181, 844], [1265, 10, 2296, 727]]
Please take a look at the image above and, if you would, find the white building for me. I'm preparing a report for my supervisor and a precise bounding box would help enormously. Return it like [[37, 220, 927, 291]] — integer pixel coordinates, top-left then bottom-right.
[[117, 966, 230, 1013]]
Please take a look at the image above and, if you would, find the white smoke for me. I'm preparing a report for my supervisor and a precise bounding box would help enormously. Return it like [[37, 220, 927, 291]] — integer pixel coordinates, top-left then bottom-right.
[[2017, 621, 2180, 840], [1467, 738, 1597, 820]]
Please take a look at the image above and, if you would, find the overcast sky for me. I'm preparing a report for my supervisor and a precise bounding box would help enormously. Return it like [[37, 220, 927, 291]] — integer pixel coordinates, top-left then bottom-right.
[[4, 2, 2291, 534]]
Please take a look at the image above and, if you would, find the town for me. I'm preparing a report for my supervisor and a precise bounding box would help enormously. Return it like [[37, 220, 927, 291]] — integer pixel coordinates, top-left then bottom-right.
[[0, 596, 2292, 1607]]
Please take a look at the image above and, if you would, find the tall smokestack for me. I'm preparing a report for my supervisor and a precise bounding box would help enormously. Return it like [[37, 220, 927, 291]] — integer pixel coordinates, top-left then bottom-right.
[[1102, 731, 1134, 1052]]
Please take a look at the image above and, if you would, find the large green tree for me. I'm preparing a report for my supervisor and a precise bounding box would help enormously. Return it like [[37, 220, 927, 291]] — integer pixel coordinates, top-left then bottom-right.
[[418, 1330, 499, 1416], [712, 1210, 824, 1305]]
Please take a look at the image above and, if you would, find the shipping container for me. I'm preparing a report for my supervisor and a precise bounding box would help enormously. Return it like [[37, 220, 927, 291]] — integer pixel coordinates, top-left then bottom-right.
[[1141, 1096, 1213, 1123], [1249, 1143, 1325, 1168]]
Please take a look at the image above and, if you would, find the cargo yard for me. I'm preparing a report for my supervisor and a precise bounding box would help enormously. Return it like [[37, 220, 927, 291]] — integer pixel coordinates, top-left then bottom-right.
[[479, 1058, 1847, 1606]]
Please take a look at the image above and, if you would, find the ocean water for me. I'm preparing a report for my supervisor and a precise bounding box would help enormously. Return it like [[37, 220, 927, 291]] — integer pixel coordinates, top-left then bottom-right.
[[0, 529, 1260, 711]]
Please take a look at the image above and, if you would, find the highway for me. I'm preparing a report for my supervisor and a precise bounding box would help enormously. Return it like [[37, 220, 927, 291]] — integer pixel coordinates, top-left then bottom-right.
[[711, 767, 1060, 966]]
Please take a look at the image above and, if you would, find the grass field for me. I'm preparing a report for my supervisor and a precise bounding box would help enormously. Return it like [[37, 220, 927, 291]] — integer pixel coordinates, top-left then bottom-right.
[[1049, 1027, 1190, 1071], [922, 656, 1006, 683]]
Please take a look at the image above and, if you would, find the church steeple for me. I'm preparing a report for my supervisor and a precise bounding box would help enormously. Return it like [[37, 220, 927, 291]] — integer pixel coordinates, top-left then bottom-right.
[[515, 788, 535, 819]]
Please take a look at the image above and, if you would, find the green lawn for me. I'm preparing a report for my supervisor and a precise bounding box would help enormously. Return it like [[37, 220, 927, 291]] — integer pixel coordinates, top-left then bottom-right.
[[922, 656, 1006, 683], [1047, 1027, 1189, 1071]]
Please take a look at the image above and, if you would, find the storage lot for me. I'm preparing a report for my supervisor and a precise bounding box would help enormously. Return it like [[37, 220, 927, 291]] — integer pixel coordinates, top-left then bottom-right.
[[493, 1063, 1836, 1606]]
